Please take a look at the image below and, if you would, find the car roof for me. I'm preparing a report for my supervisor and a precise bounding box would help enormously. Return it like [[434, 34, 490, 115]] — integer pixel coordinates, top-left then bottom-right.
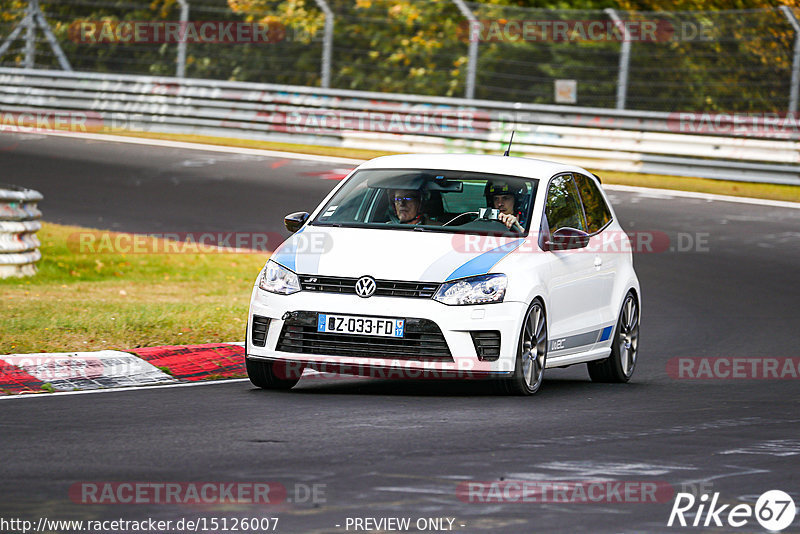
[[357, 154, 594, 180]]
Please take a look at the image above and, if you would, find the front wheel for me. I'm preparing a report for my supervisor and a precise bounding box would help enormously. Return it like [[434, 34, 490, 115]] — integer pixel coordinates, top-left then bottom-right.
[[588, 292, 639, 383], [246, 358, 304, 390], [497, 299, 547, 396]]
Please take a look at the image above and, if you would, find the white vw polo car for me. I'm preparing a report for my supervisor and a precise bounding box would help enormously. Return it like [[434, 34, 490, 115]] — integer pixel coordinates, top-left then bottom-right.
[[246, 154, 640, 395]]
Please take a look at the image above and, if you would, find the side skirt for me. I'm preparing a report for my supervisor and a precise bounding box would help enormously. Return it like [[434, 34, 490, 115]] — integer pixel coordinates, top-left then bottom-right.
[[546, 347, 612, 368]]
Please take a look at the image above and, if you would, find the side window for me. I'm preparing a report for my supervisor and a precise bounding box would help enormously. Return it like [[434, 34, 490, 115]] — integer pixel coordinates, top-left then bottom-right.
[[575, 173, 612, 233], [545, 174, 586, 233]]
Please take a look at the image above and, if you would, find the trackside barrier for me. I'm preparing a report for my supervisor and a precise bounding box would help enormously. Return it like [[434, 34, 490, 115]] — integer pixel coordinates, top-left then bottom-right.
[[1, 68, 799, 185], [0, 183, 42, 278]]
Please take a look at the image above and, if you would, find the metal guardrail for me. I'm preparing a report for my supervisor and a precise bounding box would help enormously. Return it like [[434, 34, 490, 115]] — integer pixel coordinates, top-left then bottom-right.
[[0, 183, 42, 278], [1, 2, 799, 113], [1, 68, 799, 185]]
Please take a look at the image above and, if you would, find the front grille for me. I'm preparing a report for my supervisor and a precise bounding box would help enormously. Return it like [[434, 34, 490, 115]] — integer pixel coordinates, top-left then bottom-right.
[[251, 315, 270, 347], [471, 331, 501, 361], [276, 311, 452, 361], [299, 275, 439, 299]]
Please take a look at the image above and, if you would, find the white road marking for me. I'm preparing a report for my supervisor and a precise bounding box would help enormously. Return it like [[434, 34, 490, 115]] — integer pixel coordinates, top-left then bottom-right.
[[675, 466, 771, 488], [509, 417, 800, 446], [373, 486, 453, 495], [24, 130, 364, 165], [22, 130, 800, 209], [0, 378, 251, 400], [721, 440, 800, 457], [512, 461, 696, 478], [604, 184, 800, 209]]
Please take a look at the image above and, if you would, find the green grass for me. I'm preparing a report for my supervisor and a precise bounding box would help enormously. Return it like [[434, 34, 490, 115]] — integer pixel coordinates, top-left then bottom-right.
[[0, 223, 267, 354], [597, 171, 800, 203]]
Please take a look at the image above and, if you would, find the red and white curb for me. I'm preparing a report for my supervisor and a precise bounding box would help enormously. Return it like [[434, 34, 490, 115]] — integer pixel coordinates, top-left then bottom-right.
[[0, 343, 247, 395]]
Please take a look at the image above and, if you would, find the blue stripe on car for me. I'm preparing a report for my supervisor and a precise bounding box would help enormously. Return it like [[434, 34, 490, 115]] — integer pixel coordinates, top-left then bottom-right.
[[550, 324, 616, 352], [599, 325, 613, 342], [445, 238, 525, 282], [270, 228, 304, 272]]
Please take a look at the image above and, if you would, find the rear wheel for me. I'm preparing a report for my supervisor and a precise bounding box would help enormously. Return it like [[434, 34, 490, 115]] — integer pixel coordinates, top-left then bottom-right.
[[246, 358, 304, 390], [497, 299, 547, 396], [588, 292, 639, 383]]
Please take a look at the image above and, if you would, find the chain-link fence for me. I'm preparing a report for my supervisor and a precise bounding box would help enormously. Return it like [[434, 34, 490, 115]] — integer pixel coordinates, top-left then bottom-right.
[[1, 0, 798, 113]]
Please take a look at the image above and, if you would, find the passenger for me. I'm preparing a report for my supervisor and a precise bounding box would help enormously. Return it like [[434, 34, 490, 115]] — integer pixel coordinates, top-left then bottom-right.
[[390, 189, 429, 225]]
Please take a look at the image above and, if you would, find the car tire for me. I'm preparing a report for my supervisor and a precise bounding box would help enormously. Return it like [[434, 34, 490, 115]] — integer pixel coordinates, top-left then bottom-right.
[[246, 358, 304, 390], [497, 299, 547, 396], [588, 291, 639, 383]]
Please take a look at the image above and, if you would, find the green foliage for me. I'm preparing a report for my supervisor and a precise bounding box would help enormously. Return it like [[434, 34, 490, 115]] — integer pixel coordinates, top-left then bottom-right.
[[0, 0, 795, 110]]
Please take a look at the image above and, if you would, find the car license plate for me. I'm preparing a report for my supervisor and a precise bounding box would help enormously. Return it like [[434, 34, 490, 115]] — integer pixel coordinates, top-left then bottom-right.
[[317, 314, 404, 338]]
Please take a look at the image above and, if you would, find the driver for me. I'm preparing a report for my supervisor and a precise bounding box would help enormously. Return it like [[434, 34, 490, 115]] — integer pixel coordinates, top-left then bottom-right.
[[486, 181, 525, 231], [390, 189, 428, 225]]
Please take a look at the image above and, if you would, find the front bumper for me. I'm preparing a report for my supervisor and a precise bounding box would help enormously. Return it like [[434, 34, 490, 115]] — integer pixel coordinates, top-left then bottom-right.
[[246, 286, 527, 378]]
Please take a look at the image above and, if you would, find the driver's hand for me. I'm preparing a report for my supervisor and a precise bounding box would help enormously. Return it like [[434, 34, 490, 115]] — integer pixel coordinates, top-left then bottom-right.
[[498, 213, 519, 230]]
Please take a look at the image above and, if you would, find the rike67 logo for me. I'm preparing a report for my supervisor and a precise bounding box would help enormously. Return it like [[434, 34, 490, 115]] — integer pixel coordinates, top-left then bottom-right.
[[668, 490, 796, 531]]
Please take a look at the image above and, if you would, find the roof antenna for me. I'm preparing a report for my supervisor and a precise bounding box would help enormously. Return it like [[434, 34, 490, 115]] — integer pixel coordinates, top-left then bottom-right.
[[503, 130, 515, 156]]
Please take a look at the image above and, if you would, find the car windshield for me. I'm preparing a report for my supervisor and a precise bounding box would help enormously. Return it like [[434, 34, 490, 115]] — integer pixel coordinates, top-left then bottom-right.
[[311, 169, 538, 235]]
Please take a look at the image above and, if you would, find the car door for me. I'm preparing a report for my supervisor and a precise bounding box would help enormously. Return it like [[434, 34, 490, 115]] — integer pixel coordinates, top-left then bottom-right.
[[574, 173, 619, 329], [542, 174, 602, 354]]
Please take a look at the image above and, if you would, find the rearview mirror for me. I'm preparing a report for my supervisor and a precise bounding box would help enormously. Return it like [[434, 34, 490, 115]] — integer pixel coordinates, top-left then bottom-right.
[[284, 211, 309, 233], [546, 227, 590, 251]]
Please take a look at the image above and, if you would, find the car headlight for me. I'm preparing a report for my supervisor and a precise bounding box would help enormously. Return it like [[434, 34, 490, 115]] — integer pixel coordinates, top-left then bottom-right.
[[259, 260, 301, 295], [433, 274, 507, 305]]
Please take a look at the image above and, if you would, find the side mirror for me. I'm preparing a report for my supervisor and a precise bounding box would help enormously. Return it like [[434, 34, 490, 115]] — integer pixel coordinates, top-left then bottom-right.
[[545, 227, 590, 251], [284, 211, 309, 233]]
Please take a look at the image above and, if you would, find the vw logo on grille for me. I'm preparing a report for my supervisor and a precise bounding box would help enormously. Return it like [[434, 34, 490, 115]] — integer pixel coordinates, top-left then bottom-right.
[[355, 276, 377, 298]]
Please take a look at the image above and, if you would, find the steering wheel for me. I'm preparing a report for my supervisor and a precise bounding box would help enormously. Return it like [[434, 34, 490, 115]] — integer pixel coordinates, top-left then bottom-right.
[[442, 212, 479, 227]]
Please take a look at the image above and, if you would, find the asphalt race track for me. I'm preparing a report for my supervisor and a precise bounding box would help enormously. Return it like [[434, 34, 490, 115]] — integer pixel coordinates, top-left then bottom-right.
[[2, 132, 799, 533]]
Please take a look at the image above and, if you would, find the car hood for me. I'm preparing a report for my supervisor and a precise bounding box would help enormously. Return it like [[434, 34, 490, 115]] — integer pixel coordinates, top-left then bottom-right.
[[269, 226, 527, 282]]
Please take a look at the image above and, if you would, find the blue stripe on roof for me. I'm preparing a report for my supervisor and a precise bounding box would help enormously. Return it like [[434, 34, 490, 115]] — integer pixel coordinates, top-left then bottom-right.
[[445, 238, 525, 281]]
